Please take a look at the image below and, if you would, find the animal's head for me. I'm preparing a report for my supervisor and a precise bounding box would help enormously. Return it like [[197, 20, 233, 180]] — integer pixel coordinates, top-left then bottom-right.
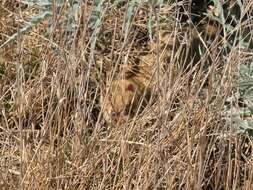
[[100, 79, 146, 125]]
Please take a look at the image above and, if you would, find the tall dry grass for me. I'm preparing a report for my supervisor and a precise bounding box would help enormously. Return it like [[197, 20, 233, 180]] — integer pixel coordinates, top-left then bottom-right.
[[0, 0, 253, 189]]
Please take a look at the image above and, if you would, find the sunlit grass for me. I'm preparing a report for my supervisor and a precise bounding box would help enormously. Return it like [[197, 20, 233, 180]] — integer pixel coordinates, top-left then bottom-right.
[[0, 0, 253, 189]]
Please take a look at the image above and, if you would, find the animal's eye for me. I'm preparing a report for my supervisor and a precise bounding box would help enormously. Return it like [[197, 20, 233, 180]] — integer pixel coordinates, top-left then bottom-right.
[[111, 112, 118, 121], [111, 111, 118, 117]]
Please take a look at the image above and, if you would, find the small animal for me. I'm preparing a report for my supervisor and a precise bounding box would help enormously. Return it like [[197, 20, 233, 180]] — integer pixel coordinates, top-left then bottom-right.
[[100, 10, 221, 125], [100, 30, 180, 125], [100, 77, 150, 125]]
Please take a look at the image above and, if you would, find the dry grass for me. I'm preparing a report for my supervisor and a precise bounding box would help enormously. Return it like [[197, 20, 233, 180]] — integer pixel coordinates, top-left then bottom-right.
[[0, 0, 253, 189]]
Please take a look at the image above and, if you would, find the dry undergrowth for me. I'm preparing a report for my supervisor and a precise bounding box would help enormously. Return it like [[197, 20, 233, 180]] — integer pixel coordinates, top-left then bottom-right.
[[0, 0, 253, 189]]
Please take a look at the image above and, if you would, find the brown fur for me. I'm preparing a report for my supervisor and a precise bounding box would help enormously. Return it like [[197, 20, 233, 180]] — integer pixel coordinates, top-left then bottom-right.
[[100, 78, 149, 125], [100, 21, 220, 125], [100, 30, 180, 125]]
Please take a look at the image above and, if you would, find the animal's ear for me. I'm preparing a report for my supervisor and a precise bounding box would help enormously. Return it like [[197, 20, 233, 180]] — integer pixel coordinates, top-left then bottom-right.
[[125, 83, 135, 92]]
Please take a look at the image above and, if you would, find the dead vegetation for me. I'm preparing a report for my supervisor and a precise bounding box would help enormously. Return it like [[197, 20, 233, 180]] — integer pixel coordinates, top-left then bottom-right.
[[0, 0, 253, 189]]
